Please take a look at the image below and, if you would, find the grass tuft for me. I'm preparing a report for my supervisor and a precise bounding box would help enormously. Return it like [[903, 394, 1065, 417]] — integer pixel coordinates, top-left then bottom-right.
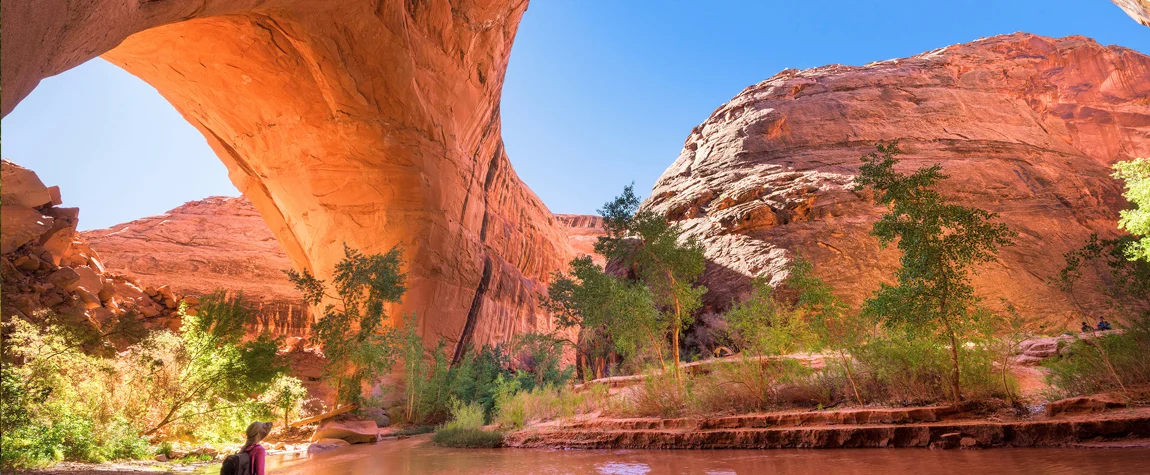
[[432, 428, 503, 448]]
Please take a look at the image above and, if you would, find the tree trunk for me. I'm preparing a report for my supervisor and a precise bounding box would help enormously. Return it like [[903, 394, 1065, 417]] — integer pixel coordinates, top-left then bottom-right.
[[672, 315, 680, 381], [1001, 348, 1015, 406], [667, 269, 683, 382], [839, 349, 863, 405], [938, 281, 962, 407], [947, 330, 962, 406], [648, 331, 667, 372], [940, 315, 962, 407]]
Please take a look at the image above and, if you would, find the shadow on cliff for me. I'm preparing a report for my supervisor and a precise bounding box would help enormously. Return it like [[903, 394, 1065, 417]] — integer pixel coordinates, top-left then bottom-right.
[[700, 258, 754, 314]]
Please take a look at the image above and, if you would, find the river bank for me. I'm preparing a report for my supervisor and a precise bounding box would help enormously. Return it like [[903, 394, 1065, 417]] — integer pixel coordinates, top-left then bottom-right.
[[20, 400, 1150, 475], [27, 435, 1150, 475], [504, 403, 1150, 450]]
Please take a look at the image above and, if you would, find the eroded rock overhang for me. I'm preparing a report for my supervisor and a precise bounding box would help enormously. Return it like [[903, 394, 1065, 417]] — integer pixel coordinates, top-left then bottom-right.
[[1, 0, 574, 348]]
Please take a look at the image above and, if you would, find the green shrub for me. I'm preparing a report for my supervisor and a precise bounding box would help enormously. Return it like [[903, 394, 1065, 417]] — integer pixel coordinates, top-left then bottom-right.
[[509, 332, 575, 390], [261, 375, 309, 428], [614, 358, 822, 418], [493, 380, 606, 429], [288, 245, 406, 405], [431, 427, 503, 448], [0, 293, 286, 469], [443, 399, 486, 431], [637, 369, 690, 417], [393, 425, 436, 436], [1045, 316, 1150, 399], [725, 279, 812, 356], [398, 326, 574, 427], [156, 441, 173, 458], [691, 358, 814, 414], [853, 332, 1006, 405], [0, 412, 151, 469]]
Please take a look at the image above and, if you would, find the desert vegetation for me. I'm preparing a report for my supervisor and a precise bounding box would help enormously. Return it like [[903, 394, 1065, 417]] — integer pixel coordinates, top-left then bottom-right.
[[0, 295, 307, 469], [4, 147, 1148, 467], [1043, 156, 1150, 400], [502, 145, 1149, 428], [522, 143, 1018, 419]]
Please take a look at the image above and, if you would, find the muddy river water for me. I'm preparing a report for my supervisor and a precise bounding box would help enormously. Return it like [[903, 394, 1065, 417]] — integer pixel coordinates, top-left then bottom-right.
[[191, 436, 1150, 475]]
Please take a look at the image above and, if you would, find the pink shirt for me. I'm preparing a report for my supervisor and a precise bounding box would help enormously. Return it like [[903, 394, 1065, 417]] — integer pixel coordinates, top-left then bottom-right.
[[245, 443, 266, 475]]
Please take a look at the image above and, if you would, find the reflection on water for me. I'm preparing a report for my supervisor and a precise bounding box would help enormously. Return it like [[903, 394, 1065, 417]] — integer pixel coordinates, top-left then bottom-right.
[[195, 436, 1150, 475], [596, 462, 650, 475]]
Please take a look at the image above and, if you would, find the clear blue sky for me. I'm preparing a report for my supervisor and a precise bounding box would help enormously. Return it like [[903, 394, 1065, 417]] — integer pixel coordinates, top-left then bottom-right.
[[2, 0, 1146, 231]]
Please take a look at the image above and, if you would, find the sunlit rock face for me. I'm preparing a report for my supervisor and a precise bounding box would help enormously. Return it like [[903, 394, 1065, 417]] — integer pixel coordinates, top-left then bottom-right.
[[1, 159, 181, 339], [1, 0, 574, 351], [556, 214, 608, 267], [82, 197, 311, 337], [644, 34, 1150, 326], [1112, 0, 1150, 26]]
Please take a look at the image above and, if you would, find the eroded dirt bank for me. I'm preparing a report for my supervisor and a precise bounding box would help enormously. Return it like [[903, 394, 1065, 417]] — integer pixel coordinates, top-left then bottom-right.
[[505, 404, 1150, 450]]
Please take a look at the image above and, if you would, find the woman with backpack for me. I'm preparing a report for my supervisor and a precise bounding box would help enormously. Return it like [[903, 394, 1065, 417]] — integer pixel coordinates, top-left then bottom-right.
[[221, 421, 273, 475]]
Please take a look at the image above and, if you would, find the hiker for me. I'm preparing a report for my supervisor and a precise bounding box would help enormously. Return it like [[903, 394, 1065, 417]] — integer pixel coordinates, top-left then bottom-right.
[[1097, 316, 1112, 331], [220, 421, 272, 475], [1081, 321, 1091, 333]]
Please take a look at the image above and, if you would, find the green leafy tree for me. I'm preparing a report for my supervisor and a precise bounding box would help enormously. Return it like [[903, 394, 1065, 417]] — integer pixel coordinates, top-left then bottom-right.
[[595, 185, 706, 380], [854, 142, 1016, 404], [786, 256, 869, 405], [508, 332, 574, 388], [261, 375, 309, 429], [724, 277, 811, 355], [132, 295, 284, 435], [0, 296, 283, 468], [1114, 158, 1150, 261], [400, 312, 427, 420], [544, 256, 663, 377], [446, 344, 512, 419], [288, 245, 407, 405], [1057, 234, 1150, 313]]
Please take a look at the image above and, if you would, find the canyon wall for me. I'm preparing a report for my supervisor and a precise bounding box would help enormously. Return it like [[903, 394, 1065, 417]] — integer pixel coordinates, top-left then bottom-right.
[[1, 159, 185, 341], [1113, 0, 1150, 26], [644, 34, 1150, 327], [1, 0, 574, 352], [81, 198, 608, 339], [555, 214, 608, 267], [81, 196, 310, 337]]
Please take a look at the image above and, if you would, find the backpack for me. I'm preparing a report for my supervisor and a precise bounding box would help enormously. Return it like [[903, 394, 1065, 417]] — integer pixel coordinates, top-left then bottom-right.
[[219, 449, 251, 475]]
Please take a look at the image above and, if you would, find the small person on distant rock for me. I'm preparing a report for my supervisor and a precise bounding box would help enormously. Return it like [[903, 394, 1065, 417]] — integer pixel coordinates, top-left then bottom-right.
[[1097, 316, 1112, 331], [1081, 321, 1091, 333], [220, 421, 272, 475]]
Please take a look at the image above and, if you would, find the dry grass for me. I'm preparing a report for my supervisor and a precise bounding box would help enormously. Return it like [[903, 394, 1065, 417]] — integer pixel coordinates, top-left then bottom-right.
[[494, 384, 609, 429]]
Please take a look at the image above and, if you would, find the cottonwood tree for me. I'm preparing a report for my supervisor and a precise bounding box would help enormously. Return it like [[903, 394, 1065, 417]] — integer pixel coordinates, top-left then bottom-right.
[[724, 277, 811, 356], [594, 185, 706, 380], [261, 375, 309, 429], [1058, 234, 1150, 313], [786, 256, 869, 405], [132, 294, 283, 435], [854, 142, 1015, 405], [544, 255, 664, 377], [1114, 158, 1150, 262], [288, 245, 407, 405], [1055, 158, 1150, 319]]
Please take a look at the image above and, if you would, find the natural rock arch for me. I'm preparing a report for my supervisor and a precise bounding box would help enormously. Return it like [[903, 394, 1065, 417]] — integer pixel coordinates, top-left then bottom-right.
[[1, 0, 574, 352]]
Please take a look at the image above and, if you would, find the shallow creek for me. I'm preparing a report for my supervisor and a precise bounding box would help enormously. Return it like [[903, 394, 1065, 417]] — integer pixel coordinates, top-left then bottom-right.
[[188, 436, 1150, 475]]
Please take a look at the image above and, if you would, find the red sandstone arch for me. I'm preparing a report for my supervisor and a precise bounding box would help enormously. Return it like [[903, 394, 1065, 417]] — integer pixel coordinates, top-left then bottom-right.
[[1, 0, 573, 351]]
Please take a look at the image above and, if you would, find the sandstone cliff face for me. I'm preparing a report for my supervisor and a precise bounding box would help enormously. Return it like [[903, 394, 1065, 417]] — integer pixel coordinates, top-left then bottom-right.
[[82, 196, 310, 337], [556, 214, 608, 267], [1, 0, 575, 353], [1113, 0, 1150, 26], [1, 159, 185, 339], [644, 34, 1150, 326]]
